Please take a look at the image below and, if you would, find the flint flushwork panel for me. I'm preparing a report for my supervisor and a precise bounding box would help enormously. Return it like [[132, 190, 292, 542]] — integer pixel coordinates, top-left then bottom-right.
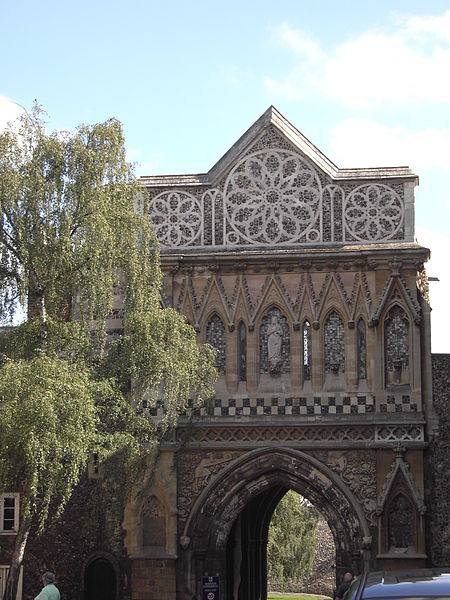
[[385, 307, 409, 371], [357, 319, 367, 381], [206, 314, 226, 375], [385, 306, 409, 387], [238, 321, 247, 381], [324, 311, 345, 374]]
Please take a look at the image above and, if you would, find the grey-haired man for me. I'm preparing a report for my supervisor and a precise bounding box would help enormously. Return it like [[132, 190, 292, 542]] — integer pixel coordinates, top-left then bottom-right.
[[34, 572, 60, 600]]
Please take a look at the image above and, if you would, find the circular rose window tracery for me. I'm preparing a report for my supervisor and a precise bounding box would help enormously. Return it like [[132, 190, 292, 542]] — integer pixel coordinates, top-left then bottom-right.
[[344, 184, 403, 241], [151, 191, 202, 247], [224, 149, 321, 245]]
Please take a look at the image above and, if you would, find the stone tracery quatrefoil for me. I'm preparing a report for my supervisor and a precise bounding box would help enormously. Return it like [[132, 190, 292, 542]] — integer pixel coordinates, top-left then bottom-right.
[[344, 184, 403, 242], [151, 191, 202, 247], [224, 149, 322, 245]]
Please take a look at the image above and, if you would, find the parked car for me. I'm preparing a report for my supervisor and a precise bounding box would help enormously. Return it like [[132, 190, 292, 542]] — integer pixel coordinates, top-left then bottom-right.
[[344, 569, 450, 600]]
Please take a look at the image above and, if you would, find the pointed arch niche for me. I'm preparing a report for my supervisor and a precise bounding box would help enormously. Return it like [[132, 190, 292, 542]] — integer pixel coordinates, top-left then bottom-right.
[[357, 318, 367, 383], [376, 450, 426, 560], [384, 305, 410, 386], [142, 495, 166, 551], [206, 313, 226, 375], [302, 319, 312, 382], [324, 311, 345, 375], [238, 321, 247, 382], [259, 307, 290, 376]]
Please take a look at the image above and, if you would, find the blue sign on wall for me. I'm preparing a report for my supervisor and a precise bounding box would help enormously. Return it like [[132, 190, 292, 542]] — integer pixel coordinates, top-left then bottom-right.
[[202, 575, 220, 600]]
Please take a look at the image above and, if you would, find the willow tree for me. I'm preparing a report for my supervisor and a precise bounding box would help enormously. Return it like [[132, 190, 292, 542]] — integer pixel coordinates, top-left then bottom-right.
[[0, 105, 216, 600]]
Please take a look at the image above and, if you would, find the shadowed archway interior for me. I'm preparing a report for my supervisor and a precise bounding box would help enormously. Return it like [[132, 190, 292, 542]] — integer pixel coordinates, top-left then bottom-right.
[[84, 557, 117, 600], [180, 448, 371, 599]]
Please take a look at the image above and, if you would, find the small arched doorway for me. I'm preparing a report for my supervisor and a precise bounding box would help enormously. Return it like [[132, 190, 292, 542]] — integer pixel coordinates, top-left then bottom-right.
[[180, 448, 372, 600], [84, 556, 117, 600]]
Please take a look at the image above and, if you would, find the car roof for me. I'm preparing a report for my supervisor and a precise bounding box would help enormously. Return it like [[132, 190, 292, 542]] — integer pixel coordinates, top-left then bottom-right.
[[362, 569, 450, 599]]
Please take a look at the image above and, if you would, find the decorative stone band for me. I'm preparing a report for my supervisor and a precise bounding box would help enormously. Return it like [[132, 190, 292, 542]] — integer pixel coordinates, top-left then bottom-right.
[[204, 395, 376, 416], [144, 393, 418, 419], [174, 423, 424, 445]]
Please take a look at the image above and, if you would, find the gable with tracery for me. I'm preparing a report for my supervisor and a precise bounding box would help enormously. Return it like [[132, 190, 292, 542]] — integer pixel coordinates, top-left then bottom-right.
[[144, 108, 415, 252]]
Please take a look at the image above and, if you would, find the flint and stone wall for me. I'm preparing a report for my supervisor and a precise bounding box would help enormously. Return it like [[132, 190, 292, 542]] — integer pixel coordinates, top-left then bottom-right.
[[425, 354, 450, 566]]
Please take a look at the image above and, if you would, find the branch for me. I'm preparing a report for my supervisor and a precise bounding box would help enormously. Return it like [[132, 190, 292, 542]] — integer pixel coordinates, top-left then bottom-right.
[[69, 210, 93, 239]]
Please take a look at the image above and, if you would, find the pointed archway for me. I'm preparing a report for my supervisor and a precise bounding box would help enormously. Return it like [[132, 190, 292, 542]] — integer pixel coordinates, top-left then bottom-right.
[[82, 552, 119, 600], [179, 447, 371, 599]]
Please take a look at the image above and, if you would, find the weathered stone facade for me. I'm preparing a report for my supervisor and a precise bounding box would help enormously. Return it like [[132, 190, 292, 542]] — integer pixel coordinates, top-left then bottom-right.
[[1, 107, 447, 600], [136, 108, 435, 599]]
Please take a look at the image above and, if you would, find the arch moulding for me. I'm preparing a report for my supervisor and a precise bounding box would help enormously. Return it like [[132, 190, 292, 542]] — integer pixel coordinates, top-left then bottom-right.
[[179, 447, 372, 597]]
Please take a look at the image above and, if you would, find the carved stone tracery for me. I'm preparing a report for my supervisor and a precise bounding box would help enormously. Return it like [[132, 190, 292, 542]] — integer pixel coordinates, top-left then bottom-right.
[[151, 190, 203, 247], [344, 184, 403, 242], [324, 311, 345, 374], [224, 149, 321, 245], [376, 448, 426, 555], [385, 306, 409, 384], [148, 145, 407, 249], [206, 314, 226, 375]]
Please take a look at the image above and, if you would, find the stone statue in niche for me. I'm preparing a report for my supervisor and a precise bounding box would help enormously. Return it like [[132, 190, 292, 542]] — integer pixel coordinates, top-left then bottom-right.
[[388, 494, 413, 549], [267, 314, 283, 374]]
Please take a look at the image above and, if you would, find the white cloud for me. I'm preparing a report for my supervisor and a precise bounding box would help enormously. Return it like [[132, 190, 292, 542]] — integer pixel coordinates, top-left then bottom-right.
[[328, 118, 450, 172], [402, 9, 450, 43], [264, 69, 308, 101], [273, 22, 323, 63], [416, 226, 450, 353], [0, 94, 25, 131], [266, 12, 450, 109], [265, 23, 324, 100], [319, 33, 450, 109]]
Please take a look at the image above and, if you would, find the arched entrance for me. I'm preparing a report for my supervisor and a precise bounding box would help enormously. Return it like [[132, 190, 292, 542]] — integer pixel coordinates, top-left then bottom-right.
[[83, 555, 118, 600], [179, 448, 371, 600]]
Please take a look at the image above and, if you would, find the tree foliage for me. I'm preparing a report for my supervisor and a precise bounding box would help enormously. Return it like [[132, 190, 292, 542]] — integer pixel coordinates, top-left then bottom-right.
[[267, 491, 320, 591], [0, 355, 99, 529], [0, 105, 217, 600]]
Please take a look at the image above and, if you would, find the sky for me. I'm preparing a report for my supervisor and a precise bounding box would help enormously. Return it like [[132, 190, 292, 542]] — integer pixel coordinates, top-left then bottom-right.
[[1, 0, 449, 351]]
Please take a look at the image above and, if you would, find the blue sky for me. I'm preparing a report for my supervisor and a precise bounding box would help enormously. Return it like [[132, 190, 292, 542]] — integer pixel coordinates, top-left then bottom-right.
[[1, 0, 449, 351]]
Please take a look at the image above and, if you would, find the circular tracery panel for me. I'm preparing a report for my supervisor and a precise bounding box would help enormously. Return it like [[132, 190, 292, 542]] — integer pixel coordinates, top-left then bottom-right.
[[344, 184, 403, 242], [151, 191, 202, 247], [224, 149, 321, 245]]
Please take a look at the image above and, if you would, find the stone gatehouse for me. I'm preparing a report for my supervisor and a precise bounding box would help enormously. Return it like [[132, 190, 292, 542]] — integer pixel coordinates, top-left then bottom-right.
[[5, 107, 447, 600], [124, 107, 434, 599]]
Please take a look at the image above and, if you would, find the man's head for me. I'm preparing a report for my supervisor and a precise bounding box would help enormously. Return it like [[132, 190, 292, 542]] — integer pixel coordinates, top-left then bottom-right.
[[343, 572, 353, 583], [42, 572, 55, 585]]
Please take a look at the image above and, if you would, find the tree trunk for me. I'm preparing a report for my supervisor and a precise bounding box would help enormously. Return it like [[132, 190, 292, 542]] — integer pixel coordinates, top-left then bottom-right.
[[3, 514, 32, 600]]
